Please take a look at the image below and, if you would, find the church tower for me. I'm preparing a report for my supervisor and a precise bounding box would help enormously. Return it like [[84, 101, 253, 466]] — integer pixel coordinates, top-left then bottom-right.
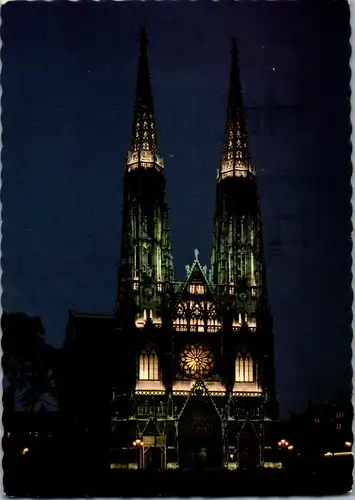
[[117, 27, 173, 327], [211, 40, 277, 456]]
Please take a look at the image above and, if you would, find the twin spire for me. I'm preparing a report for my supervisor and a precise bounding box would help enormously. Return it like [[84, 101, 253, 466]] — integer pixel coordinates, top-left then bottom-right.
[[128, 29, 252, 178]]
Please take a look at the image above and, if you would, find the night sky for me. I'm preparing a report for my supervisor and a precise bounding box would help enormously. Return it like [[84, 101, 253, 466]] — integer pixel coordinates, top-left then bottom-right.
[[2, 1, 351, 418]]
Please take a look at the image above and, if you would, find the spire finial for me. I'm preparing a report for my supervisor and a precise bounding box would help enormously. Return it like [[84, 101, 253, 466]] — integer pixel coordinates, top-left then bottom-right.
[[194, 248, 199, 261], [217, 37, 253, 181]]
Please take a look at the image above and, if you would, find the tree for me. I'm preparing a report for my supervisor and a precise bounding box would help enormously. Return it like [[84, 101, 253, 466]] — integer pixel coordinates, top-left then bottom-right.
[[2, 312, 59, 417]]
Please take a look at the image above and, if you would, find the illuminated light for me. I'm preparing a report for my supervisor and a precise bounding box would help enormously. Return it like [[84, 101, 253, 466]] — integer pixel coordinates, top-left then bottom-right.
[[189, 284, 205, 295], [139, 351, 159, 381], [232, 381, 262, 393], [288, 445, 294, 450], [324, 451, 353, 457], [263, 462, 282, 469], [217, 159, 256, 181], [126, 150, 164, 172], [247, 317, 257, 328], [345, 442, 352, 447], [180, 345, 214, 377], [135, 316, 145, 328], [21, 448, 29, 455], [278, 439, 290, 448], [235, 353, 253, 382]]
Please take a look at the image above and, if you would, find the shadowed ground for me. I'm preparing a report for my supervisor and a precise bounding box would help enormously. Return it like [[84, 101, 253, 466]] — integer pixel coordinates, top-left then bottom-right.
[[4, 456, 353, 497]]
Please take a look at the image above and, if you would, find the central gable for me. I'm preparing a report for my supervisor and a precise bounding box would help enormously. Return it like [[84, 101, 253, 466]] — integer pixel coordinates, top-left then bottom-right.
[[172, 249, 221, 333]]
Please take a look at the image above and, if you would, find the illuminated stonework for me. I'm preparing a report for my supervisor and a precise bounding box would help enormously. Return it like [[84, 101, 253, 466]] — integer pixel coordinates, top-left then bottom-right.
[[189, 283, 205, 294], [126, 149, 164, 172], [217, 159, 256, 181], [180, 344, 214, 377]]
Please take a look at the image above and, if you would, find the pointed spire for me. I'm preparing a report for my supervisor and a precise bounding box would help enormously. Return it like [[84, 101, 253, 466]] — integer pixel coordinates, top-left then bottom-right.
[[218, 38, 254, 181], [131, 26, 158, 155]]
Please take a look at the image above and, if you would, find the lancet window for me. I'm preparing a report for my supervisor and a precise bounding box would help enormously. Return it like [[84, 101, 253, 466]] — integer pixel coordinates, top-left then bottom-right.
[[235, 352, 254, 382], [156, 246, 162, 281], [189, 284, 205, 295], [173, 302, 188, 331], [139, 350, 159, 381], [133, 244, 138, 279], [250, 251, 255, 285], [228, 218, 234, 283], [238, 250, 247, 279]]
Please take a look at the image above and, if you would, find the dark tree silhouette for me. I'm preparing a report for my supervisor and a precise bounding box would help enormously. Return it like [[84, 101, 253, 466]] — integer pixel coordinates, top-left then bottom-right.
[[2, 313, 60, 416]]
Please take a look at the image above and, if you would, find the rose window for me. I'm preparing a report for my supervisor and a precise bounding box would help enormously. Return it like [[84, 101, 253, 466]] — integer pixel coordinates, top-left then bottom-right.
[[180, 344, 214, 377]]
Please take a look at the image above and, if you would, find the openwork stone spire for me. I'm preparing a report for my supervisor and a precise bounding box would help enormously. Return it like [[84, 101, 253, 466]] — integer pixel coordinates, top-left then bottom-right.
[[127, 27, 164, 172], [118, 27, 173, 324], [218, 39, 254, 181]]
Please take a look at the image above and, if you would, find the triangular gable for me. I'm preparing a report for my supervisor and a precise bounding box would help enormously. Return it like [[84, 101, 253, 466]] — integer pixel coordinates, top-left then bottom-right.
[[236, 416, 260, 440], [142, 417, 160, 437], [177, 377, 222, 421], [176, 249, 216, 303]]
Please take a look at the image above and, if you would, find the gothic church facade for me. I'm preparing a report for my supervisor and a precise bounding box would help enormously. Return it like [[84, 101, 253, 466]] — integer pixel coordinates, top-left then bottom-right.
[[65, 28, 278, 472]]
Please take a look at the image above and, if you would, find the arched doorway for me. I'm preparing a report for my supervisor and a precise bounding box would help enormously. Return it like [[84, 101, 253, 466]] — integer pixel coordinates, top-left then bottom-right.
[[178, 397, 223, 470]]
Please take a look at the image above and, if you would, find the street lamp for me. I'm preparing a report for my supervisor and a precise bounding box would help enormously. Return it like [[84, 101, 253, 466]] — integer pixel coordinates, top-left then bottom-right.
[[133, 439, 144, 469], [278, 439, 290, 448]]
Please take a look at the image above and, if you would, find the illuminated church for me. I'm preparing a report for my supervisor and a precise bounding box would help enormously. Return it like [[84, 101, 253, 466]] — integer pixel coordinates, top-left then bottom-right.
[[65, 28, 278, 472]]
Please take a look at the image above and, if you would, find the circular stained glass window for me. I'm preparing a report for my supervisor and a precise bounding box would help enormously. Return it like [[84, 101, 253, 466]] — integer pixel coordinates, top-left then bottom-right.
[[180, 344, 214, 377]]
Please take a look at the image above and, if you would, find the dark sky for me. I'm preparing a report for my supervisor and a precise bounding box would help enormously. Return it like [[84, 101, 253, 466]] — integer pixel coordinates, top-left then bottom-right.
[[2, 0, 351, 418]]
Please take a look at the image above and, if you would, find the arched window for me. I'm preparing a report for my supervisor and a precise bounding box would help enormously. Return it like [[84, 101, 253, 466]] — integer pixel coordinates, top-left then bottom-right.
[[156, 246, 162, 281], [250, 251, 255, 284], [139, 350, 159, 381], [235, 352, 254, 382]]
